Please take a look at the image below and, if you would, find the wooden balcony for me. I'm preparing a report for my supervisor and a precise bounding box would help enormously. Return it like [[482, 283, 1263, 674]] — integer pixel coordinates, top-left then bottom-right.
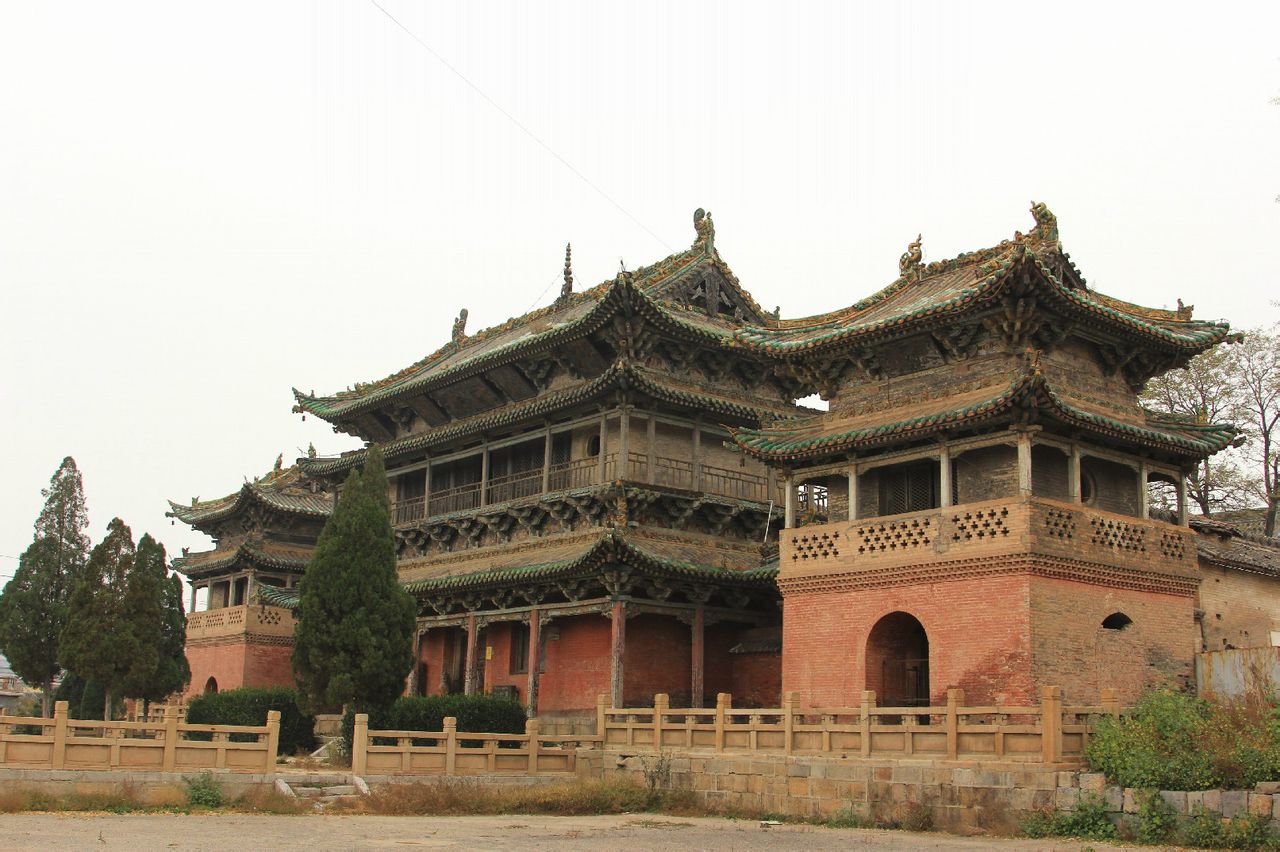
[[392, 453, 779, 526], [186, 604, 296, 641], [779, 496, 1198, 581]]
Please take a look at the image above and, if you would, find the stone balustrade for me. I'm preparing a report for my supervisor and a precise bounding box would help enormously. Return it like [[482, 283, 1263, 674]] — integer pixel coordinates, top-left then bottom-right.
[[185, 604, 296, 641]]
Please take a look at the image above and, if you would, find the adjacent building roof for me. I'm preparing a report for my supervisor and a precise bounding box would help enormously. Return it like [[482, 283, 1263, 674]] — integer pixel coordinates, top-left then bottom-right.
[[166, 462, 331, 531], [731, 360, 1238, 463], [1191, 515, 1280, 577], [172, 539, 313, 580]]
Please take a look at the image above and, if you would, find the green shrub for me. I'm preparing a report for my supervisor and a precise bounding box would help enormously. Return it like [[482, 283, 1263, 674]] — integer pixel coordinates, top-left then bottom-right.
[[1222, 813, 1278, 850], [185, 687, 316, 755], [1185, 805, 1226, 848], [1085, 688, 1280, 791], [1137, 789, 1178, 845], [1019, 794, 1117, 841], [183, 772, 223, 808], [341, 694, 527, 754]]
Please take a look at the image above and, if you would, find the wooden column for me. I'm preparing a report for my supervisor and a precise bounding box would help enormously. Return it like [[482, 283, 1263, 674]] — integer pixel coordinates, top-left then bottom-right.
[[1138, 461, 1150, 519], [1177, 473, 1190, 526], [938, 444, 952, 508], [1068, 445, 1082, 504], [848, 464, 859, 521], [784, 474, 795, 528], [1017, 432, 1033, 497], [188, 583, 198, 613], [692, 418, 703, 490], [424, 459, 433, 516], [609, 600, 626, 708], [480, 445, 490, 507], [691, 606, 705, 709], [542, 427, 553, 493], [245, 570, 256, 606], [646, 414, 657, 485], [463, 613, 480, 695], [597, 413, 608, 483], [619, 407, 631, 480], [526, 609, 541, 717]]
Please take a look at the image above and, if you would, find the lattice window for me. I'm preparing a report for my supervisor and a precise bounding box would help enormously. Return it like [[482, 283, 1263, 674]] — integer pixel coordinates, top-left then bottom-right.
[[1158, 530, 1187, 559], [879, 462, 938, 516], [951, 506, 1011, 542], [1089, 517, 1147, 553], [790, 531, 841, 561], [1042, 508, 1076, 540], [855, 518, 932, 554]]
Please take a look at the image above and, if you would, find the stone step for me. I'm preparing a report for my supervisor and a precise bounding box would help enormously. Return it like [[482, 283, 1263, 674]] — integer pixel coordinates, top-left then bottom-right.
[[322, 785, 357, 796], [293, 786, 324, 797]]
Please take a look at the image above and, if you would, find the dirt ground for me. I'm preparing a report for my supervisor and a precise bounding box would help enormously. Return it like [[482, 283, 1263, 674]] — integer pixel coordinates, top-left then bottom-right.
[[0, 813, 1131, 850]]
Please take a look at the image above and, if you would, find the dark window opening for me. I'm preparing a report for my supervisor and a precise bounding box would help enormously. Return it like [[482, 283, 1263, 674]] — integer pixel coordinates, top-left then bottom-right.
[[510, 624, 530, 675], [1081, 471, 1096, 505], [204, 677, 218, 695], [879, 461, 939, 516], [586, 435, 601, 457], [1102, 612, 1132, 631]]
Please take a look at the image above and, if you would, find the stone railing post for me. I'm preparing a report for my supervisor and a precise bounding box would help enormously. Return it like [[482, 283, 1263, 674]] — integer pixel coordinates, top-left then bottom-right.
[[352, 713, 369, 776], [652, 693, 668, 751], [715, 693, 731, 753], [782, 691, 797, 755], [443, 716, 458, 775], [162, 704, 179, 771], [945, 688, 964, 760], [859, 691, 875, 758], [596, 693, 609, 743], [1040, 686, 1063, 764], [1100, 687, 1120, 717], [265, 709, 281, 771], [526, 718, 540, 775], [51, 700, 68, 769]]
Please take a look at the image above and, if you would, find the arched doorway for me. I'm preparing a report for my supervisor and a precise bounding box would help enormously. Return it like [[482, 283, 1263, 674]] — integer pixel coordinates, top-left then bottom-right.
[[204, 677, 218, 695], [865, 612, 930, 706]]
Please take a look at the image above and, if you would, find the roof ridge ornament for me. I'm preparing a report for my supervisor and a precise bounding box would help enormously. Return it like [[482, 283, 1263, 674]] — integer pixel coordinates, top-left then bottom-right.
[[451, 308, 469, 348], [898, 234, 923, 280], [693, 208, 715, 253], [1029, 201, 1059, 243], [559, 242, 574, 300]]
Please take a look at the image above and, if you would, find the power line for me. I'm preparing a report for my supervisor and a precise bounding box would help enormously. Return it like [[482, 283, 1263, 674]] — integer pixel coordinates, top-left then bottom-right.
[[368, 0, 674, 253]]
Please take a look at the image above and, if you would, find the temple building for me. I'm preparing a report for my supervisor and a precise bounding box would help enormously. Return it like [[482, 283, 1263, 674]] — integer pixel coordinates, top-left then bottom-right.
[[728, 204, 1236, 706], [168, 459, 331, 696], [171, 204, 1254, 716]]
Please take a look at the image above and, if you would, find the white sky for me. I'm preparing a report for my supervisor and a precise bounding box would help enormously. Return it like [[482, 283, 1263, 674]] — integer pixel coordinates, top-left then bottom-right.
[[1, 1, 1278, 592]]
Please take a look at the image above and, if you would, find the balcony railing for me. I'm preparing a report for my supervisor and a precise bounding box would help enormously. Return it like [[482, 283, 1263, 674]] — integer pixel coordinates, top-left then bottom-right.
[[186, 604, 296, 640], [779, 496, 1198, 579], [391, 454, 779, 525]]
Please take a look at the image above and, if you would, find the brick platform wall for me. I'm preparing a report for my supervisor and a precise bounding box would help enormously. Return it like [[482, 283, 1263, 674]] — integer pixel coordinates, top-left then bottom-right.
[[1029, 576, 1197, 703], [184, 637, 294, 698], [1199, 561, 1280, 652], [782, 574, 1035, 706]]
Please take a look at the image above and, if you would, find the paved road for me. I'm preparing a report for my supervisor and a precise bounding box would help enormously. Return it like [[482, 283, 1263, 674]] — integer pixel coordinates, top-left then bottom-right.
[[0, 814, 1129, 850]]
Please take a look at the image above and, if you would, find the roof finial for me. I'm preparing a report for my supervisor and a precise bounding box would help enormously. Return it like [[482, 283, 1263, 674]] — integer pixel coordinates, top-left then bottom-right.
[[693, 208, 714, 251], [307, 442, 317, 459], [451, 308, 469, 346], [274, 453, 283, 472], [560, 243, 573, 300], [1029, 201, 1058, 242], [898, 234, 923, 279]]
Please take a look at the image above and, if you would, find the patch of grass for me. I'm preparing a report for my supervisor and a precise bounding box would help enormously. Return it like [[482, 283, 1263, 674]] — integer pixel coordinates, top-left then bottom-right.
[[363, 778, 703, 818], [231, 788, 310, 815], [182, 772, 224, 808], [824, 807, 870, 829], [1020, 793, 1117, 842]]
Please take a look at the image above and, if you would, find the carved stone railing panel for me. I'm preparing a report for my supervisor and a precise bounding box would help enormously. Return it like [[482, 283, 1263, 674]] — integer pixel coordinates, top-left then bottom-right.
[[1088, 516, 1147, 554], [950, 506, 1011, 543], [855, 516, 934, 555]]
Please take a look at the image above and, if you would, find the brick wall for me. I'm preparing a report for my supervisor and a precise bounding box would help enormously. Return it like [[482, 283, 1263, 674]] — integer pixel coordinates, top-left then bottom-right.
[[1031, 445, 1070, 501], [1029, 575, 1196, 703], [954, 445, 1018, 504], [782, 574, 1035, 706], [537, 615, 610, 714], [1082, 456, 1140, 517], [184, 638, 295, 698], [624, 614, 694, 706], [1198, 562, 1280, 651]]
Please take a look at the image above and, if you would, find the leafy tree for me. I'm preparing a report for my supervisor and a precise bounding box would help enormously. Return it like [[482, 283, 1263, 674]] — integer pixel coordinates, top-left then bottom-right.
[[292, 446, 416, 714], [120, 535, 189, 707], [0, 457, 90, 715], [1143, 346, 1251, 514], [1231, 325, 1280, 536], [60, 519, 139, 720]]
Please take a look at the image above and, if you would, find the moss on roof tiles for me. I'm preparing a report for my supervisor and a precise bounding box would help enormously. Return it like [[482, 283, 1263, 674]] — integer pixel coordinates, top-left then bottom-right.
[[173, 541, 311, 578], [167, 464, 331, 527]]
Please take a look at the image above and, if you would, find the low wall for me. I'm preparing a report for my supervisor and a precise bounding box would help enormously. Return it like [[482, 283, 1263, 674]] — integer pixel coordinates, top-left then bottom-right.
[[1071, 772, 1280, 829], [0, 768, 278, 805], [607, 751, 1068, 831]]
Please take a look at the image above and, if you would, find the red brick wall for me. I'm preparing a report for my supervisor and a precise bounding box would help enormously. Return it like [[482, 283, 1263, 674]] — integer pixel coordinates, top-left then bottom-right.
[[624, 614, 693, 706], [782, 574, 1035, 706], [537, 615, 610, 713], [730, 652, 782, 707], [184, 638, 294, 698], [1029, 575, 1196, 703]]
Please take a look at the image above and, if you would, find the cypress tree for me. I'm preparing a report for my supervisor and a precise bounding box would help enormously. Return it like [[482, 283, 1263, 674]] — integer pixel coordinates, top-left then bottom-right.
[[292, 446, 416, 714], [119, 535, 190, 706], [60, 519, 139, 720], [0, 457, 90, 715]]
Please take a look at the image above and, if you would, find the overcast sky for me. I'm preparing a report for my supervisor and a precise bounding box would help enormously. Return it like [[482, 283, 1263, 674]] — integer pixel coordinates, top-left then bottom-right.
[[1, 1, 1278, 591]]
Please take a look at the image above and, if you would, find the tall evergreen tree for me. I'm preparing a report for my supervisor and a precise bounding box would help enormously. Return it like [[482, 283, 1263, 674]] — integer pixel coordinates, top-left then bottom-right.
[[292, 446, 415, 713], [120, 535, 190, 706], [0, 457, 90, 715], [60, 519, 139, 720]]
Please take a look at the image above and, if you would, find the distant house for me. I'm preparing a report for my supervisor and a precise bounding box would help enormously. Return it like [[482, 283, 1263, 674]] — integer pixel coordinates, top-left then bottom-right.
[[0, 654, 35, 713]]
